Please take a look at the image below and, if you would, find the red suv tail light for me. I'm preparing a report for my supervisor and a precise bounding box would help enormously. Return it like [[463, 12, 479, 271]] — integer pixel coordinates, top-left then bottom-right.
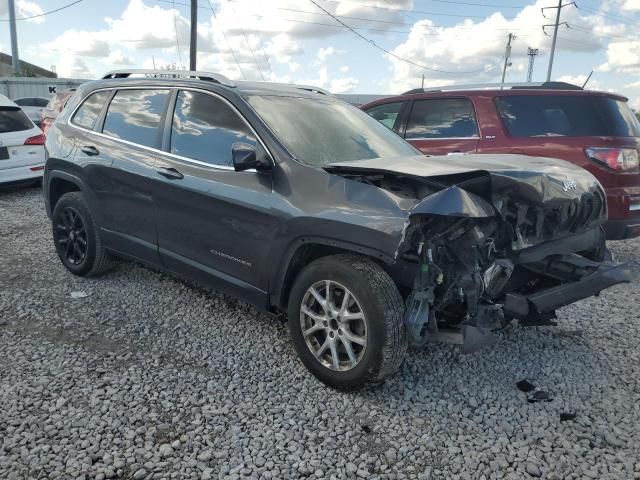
[[24, 133, 46, 145], [586, 147, 639, 173]]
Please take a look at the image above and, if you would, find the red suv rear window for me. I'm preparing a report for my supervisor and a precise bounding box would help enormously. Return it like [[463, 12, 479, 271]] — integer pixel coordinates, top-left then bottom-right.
[[496, 95, 640, 138]]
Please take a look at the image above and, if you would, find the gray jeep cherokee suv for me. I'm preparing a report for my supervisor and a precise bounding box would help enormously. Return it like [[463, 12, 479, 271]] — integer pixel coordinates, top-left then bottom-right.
[[44, 70, 630, 390]]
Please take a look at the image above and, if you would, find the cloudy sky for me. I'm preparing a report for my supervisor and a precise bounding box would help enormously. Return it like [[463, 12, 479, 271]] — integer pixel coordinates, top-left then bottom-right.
[[1, 0, 640, 104]]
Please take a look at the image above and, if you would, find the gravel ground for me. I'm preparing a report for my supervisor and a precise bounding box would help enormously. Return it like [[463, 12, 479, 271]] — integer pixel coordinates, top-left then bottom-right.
[[1, 186, 639, 480]]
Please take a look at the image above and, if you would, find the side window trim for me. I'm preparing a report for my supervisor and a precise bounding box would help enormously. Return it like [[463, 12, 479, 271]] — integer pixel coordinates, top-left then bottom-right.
[[94, 89, 116, 133], [161, 90, 178, 152], [404, 97, 480, 140], [67, 86, 274, 172], [398, 100, 412, 138]]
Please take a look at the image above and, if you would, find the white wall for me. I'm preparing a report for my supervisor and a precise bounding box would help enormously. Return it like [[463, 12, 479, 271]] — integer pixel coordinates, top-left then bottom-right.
[[0, 77, 87, 100]]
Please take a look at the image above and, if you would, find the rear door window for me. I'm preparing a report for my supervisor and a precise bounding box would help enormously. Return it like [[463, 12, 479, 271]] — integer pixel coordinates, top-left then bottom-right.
[[405, 98, 478, 139], [496, 95, 640, 137], [169, 90, 256, 168], [71, 91, 111, 130], [0, 107, 32, 133], [364, 102, 404, 130], [103, 89, 170, 148]]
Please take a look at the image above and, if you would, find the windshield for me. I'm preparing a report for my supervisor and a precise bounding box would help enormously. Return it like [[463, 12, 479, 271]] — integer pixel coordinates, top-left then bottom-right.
[[496, 95, 640, 137], [246, 95, 419, 166]]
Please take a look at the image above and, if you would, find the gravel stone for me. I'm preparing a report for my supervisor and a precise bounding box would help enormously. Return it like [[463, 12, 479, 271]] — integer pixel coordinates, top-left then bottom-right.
[[1, 187, 639, 479], [133, 469, 147, 480], [526, 463, 541, 477]]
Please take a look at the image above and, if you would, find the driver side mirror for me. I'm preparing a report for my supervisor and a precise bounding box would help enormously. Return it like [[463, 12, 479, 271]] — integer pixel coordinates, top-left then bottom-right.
[[232, 142, 272, 172]]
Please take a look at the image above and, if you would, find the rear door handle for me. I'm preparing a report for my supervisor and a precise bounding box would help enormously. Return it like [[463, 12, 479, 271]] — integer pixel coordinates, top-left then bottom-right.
[[157, 167, 184, 180], [80, 145, 99, 156]]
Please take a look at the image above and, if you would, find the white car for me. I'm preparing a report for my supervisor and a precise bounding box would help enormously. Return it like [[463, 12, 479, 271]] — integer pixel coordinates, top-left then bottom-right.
[[12, 96, 50, 127], [0, 94, 46, 186]]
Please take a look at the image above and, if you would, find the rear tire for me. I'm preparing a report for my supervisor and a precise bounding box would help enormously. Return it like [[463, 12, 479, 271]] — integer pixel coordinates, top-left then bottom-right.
[[52, 192, 113, 276], [288, 254, 407, 390]]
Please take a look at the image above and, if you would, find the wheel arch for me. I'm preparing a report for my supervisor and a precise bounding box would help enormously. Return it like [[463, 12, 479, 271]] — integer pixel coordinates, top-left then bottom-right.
[[269, 236, 396, 312], [46, 170, 88, 216]]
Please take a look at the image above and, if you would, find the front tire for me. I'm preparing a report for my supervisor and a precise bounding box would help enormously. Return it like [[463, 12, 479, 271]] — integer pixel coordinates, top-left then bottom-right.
[[288, 254, 407, 390], [52, 192, 113, 277]]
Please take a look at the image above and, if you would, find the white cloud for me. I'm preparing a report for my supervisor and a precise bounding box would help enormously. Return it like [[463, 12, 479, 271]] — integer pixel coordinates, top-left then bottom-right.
[[386, 0, 619, 93], [107, 51, 136, 66], [56, 57, 93, 79], [17, 0, 44, 22], [0, 0, 45, 23], [599, 38, 640, 74], [47, 30, 111, 57], [620, 0, 640, 11], [330, 77, 359, 93], [37, 0, 416, 83], [299, 53, 359, 93], [556, 74, 602, 90], [317, 47, 335, 63], [340, 65, 350, 73]]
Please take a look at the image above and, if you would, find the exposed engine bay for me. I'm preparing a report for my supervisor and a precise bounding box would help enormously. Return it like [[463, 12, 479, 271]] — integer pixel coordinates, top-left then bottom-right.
[[325, 155, 631, 352]]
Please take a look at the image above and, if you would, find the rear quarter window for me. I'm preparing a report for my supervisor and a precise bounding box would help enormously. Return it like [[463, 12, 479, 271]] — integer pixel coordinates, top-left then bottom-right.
[[496, 95, 640, 137], [364, 102, 404, 129], [0, 107, 32, 133], [71, 91, 111, 130]]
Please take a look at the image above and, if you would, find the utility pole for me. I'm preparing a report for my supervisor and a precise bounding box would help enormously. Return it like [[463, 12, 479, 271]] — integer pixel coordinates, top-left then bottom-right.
[[543, 1, 575, 81], [501, 33, 515, 87], [189, 0, 197, 71], [421, 74, 424, 89], [8, 0, 20, 75], [527, 48, 539, 82]]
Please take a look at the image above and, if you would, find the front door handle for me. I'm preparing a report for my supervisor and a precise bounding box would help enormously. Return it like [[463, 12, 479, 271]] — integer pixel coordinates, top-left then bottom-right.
[[80, 145, 99, 156], [157, 167, 184, 180]]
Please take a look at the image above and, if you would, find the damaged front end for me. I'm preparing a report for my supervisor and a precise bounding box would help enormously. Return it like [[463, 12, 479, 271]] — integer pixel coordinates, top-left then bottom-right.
[[326, 155, 631, 353], [397, 184, 630, 353]]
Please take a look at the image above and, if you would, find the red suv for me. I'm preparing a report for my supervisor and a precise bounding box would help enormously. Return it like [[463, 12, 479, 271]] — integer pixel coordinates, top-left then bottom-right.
[[40, 88, 76, 136], [361, 82, 640, 239]]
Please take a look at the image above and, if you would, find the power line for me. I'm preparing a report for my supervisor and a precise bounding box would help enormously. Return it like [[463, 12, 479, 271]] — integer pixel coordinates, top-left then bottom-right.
[[273, 4, 535, 31], [225, 0, 266, 80], [0, 0, 83, 21], [430, 0, 526, 7], [568, 23, 628, 40], [255, 29, 274, 78], [307, 0, 499, 75], [171, 0, 184, 68], [204, 0, 247, 80], [153, 0, 538, 33], [557, 35, 601, 49], [236, 1, 489, 20], [575, 3, 640, 27], [318, 0, 522, 16]]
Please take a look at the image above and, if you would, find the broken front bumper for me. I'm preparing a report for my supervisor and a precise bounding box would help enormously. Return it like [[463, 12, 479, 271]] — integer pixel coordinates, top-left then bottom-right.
[[504, 260, 631, 320]]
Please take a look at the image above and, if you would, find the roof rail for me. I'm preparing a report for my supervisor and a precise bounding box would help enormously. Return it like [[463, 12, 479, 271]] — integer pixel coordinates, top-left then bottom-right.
[[101, 69, 236, 88], [259, 81, 332, 96], [402, 81, 582, 95], [292, 84, 332, 96]]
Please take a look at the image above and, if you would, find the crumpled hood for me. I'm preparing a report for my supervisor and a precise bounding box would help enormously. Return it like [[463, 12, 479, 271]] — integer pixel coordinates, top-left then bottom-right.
[[325, 153, 602, 205]]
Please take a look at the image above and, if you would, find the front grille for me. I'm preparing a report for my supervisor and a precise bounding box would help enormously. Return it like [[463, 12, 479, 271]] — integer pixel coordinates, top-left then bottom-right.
[[501, 189, 605, 247]]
